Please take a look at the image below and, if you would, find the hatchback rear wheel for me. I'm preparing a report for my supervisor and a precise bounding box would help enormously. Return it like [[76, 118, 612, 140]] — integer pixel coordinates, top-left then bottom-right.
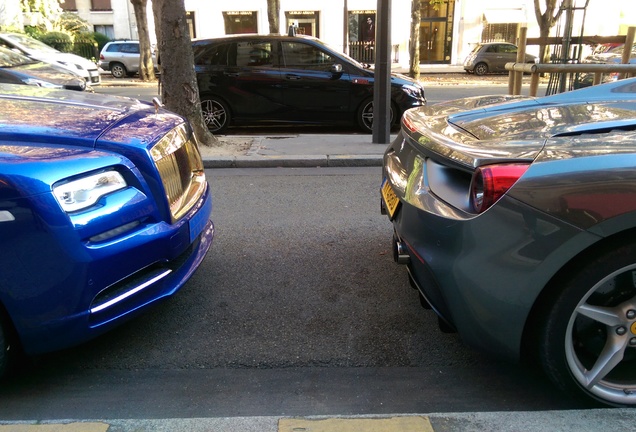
[[538, 243, 636, 406]]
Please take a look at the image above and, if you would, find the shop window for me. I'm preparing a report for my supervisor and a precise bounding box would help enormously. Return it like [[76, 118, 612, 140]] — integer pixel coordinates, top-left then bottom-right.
[[285, 11, 319, 37], [186, 11, 196, 39], [347, 10, 376, 63], [223, 11, 257, 35], [348, 10, 376, 43], [419, 0, 454, 64]]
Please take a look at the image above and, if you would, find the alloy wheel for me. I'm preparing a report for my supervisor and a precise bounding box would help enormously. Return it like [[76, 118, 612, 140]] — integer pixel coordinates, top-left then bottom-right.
[[564, 263, 636, 405], [201, 98, 229, 133]]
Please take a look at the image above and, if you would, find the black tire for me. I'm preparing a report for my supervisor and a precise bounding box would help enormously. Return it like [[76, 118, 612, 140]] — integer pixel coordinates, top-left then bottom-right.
[[200, 96, 230, 133], [110, 62, 127, 79], [538, 243, 636, 406], [0, 323, 6, 378], [474, 62, 488, 76], [0, 310, 11, 379], [356, 98, 395, 134]]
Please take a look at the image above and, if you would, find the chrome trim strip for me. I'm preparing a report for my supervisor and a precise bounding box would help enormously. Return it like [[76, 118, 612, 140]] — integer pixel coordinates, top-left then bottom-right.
[[90, 269, 172, 313]]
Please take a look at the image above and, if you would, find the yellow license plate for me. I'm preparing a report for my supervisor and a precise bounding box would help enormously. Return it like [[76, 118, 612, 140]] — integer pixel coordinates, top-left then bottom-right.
[[382, 179, 400, 219]]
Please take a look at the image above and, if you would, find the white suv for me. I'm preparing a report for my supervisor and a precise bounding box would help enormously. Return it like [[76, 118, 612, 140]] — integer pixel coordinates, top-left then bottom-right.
[[99, 41, 157, 78], [0, 33, 101, 86]]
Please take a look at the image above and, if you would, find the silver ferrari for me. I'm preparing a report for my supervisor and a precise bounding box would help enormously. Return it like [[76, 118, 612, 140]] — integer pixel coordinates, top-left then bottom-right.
[[382, 78, 636, 407]]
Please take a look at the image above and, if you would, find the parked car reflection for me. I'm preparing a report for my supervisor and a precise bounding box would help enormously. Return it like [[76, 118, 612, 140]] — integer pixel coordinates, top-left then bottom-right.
[[0, 46, 87, 91]]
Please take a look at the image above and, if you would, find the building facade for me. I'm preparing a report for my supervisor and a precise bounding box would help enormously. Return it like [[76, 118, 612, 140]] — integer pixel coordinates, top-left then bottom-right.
[[2, 1, 634, 68]]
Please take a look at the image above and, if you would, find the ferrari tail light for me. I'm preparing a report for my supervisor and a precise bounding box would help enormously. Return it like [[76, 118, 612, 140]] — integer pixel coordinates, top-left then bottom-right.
[[470, 164, 530, 213]]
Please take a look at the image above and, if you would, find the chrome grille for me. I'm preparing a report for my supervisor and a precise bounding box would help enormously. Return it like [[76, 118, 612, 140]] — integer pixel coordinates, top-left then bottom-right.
[[151, 124, 206, 223]]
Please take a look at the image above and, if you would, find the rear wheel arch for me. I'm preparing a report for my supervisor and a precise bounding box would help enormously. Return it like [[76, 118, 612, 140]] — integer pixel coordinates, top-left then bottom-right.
[[521, 230, 636, 405], [522, 230, 636, 359]]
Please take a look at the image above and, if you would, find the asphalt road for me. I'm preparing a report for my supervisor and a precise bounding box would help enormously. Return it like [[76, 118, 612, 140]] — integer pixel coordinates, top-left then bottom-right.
[[0, 167, 589, 420], [93, 80, 535, 106]]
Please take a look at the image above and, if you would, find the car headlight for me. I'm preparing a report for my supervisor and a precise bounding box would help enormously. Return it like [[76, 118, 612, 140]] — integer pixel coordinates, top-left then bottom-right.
[[401, 84, 424, 99], [53, 171, 127, 213], [23, 78, 62, 89]]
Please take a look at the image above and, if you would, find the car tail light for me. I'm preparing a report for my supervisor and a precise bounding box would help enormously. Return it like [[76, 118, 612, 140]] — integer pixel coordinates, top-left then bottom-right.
[[470, 164, 530, 213], [403, 115, 418, 132]]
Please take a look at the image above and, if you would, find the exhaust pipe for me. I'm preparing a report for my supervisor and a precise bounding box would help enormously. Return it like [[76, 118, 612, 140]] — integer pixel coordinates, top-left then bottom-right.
[[392, 236, 410, 265]]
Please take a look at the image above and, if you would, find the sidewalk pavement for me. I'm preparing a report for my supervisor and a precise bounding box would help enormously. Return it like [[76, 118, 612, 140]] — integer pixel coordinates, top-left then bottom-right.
[[202, 133, 391, 169], [3, 409, 636, 431]]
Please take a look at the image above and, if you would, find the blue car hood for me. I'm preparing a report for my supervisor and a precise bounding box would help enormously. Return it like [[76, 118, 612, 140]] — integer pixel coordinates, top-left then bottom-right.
[[0, 85, 187, 196], [0, 84, 168, 148]]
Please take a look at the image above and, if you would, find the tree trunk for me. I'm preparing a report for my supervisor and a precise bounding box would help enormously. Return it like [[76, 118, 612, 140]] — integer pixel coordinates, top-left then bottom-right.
[[130, 0, 156, 81], [152, 0, 217, 146], [533, 0, 566, 64], [538, 26, 551, 64], [409, 0, 421, 79], [267, 0, 280, 34]]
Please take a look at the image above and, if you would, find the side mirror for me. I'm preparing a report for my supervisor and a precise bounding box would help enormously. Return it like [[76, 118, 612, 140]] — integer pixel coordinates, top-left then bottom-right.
[[330, 64, 343, 74]]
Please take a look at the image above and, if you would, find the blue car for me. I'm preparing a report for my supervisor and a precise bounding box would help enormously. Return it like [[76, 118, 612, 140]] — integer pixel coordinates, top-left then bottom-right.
[[0, 85, 214, 374]]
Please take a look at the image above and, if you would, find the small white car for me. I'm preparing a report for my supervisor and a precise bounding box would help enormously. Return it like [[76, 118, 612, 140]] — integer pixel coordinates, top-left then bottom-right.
[[0, 33, 101, 86]]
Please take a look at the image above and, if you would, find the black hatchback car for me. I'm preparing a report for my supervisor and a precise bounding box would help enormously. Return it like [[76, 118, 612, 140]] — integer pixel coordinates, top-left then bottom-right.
[[193, 34, 426, 133]]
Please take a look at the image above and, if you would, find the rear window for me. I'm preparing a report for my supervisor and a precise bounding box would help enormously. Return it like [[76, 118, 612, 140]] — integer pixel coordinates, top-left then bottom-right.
[[236, 41, 273, 67], [498, 44, 518, 54], [281, 41, 335, 71], [120, 43, 140, 54], [105, 43, 140, 54], [193, 42, 230, 66], [105, 43, 122, 52]]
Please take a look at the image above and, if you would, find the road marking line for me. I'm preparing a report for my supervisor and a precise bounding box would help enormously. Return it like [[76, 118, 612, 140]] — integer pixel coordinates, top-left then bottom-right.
[[278, 416, 434, 432]]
